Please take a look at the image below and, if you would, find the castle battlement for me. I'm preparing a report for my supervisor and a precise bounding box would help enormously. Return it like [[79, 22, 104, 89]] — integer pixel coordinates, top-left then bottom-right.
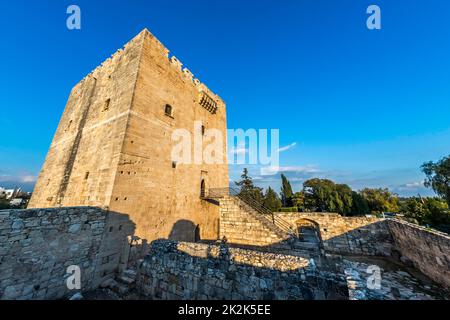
[[77, 28, 224, 107]]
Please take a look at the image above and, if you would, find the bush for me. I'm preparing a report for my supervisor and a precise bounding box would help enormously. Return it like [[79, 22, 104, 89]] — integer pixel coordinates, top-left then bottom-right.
[[279, 207, 298, 212], [399, 197, 450, 233]]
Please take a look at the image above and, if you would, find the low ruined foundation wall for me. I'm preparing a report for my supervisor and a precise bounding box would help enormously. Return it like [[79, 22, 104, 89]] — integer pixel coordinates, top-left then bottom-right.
[[137, 240, 348, 300], [0, 207, 134, 300], [275, 213, 393, 256], [387, 219, 450, 288]]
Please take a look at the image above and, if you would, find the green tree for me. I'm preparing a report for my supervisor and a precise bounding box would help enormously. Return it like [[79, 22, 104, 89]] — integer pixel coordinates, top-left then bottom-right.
[[422, 155, 450, 206], [424, 198, 450, 232], [263, 187, 282, 212], [0, 198, 10, 210], [350, 191, 370, 216], [360, 188, 399, 214], [292, 191, 305, 211], [302, 178, 353, 215], [399, 197, 425, 223], [303, 178, 336, 212], [335, 184, 353, 216], [400, 197, 450, 233], [280, 174, 293, 207], [235, 168, 263, 203]]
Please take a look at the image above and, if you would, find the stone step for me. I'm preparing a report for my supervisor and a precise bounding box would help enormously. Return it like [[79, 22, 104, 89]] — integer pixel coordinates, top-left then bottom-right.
[[122, 269, 137, 279], [114, 283, 130, 295], [118, 275, 135, 285], [292, 243, 320, 253]]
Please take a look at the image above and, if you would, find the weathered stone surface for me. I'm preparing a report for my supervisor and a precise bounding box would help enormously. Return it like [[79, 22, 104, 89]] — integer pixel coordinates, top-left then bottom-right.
[[0, 207, 134, 300], [27, 28, 228, 244], [387, 219, 450, 288], [136, 240, 349, 300], [275, 212, 394, 256]]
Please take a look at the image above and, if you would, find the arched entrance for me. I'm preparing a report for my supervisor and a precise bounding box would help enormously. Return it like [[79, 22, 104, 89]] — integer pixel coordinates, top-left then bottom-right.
[[296, 219, 322, 245]]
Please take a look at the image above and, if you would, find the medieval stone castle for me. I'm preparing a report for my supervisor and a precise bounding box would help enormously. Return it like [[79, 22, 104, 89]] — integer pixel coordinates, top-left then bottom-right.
[[1, 29, 449, 300], [28, 29, 228, 243]]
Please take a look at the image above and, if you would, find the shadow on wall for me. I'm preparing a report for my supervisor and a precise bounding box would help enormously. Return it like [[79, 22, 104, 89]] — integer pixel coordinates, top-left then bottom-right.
[[318, 220, 394, 257], [2, 206, 448, 300], [0, 208, 206, 300], [0, 207, 139, 300], [138, 239, 349, 300], [168, 219, 200, 242], [137, 218, 450, 300]]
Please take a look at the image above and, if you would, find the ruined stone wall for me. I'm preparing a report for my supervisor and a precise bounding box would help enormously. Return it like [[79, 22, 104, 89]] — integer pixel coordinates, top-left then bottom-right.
[[137, 240, 348, 300], [387, 219, 450, 288], [275, 213, 393, 256], [0, 207, 134, 300], [219, 197, 288, 248]]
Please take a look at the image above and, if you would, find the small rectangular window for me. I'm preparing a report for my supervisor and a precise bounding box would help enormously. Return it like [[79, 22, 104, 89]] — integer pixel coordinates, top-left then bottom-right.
[[103, 99, 111, 111], [84, 172, 90, 180], [164, 104, 173, 117]]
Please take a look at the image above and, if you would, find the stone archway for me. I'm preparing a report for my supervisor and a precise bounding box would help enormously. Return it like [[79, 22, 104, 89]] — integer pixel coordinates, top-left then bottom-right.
[[295, 218, 322, 245]]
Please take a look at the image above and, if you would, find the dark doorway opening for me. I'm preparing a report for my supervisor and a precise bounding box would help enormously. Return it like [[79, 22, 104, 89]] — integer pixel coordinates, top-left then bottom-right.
[[200, 179, 206, 198], [194, 225, 201, 242]]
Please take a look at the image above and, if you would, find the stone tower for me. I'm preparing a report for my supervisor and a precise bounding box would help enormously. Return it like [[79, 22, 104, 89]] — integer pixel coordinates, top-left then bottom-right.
[[28, 29, 229, 242]]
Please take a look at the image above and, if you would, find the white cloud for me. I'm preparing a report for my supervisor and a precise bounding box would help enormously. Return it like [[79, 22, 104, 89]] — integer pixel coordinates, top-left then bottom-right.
[[19, 175, 37, 183], [404, 181, 424, 188], [0, 173, 37, 184], [278, 142, 297, 153], [229, 147, 247, 155], [260, 165, 320, 176], [228, 142, 248, 155]]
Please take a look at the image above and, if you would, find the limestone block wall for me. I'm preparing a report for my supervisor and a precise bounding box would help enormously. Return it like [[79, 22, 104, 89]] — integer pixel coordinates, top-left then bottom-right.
[[387, 219, 450, 288], [275, 213, 393, 256], [109, 29, 228, 243], [0, 207, 134, 300], [219, 197, 288, 248], [137, 240, 348, 300], [29, 28, 229, 245], [28, 30, 145, 209]]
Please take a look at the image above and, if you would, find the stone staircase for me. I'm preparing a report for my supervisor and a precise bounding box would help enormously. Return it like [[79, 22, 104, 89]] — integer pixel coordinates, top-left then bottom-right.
[[205, 188, 321, 257], [102, 269, 138, 296]]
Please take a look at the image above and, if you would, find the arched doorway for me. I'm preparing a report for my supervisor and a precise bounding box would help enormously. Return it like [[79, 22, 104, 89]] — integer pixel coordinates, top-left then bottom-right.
[[296, 219, 322, 245], [200, 179, 206, 198]]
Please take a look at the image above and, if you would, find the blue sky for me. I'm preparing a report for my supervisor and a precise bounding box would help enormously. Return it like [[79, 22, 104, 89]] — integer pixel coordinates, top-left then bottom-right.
[[0, 0, 449, 196]]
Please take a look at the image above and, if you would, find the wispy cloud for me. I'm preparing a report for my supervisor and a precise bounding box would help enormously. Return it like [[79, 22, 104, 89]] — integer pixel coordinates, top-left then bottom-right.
[[0, 172, 37, 191], [0, 174, 37, 184], [260, 165, 320, 176], [278, 142, 296, 153], [229, 147, 247, 155], [228, 142, 248, 155], [403, 181, 424, 188]]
